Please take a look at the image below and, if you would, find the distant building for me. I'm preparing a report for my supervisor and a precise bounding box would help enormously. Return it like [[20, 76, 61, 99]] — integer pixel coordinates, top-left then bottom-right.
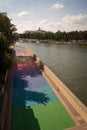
[[25, 27, 46, 34], [36, 27, 46, 33]]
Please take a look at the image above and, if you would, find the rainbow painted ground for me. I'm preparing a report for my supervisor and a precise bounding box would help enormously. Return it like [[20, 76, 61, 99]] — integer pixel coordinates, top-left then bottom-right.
[[11, 47, 76, 130]]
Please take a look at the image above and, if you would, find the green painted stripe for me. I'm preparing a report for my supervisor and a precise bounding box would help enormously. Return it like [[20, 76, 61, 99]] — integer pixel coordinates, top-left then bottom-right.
[[11, 101, 76, 130], [32, 101, 76, 130]]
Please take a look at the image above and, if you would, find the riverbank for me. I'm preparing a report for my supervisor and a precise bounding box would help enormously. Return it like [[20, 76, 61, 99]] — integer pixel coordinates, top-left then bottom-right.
[[15, 45, 87, 128], [12, 45, 76, 130], [19, 38, 87, 45]]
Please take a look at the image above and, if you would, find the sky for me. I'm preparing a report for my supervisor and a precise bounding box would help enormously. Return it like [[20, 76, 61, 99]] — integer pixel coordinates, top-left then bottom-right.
[[0, 0, 87, 33]]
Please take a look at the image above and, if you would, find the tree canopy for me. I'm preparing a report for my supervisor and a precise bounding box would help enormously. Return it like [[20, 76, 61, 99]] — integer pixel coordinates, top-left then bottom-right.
[[0, 12, 17, 88], [0, 12, 17, 47], [19, 30, 87, 41]]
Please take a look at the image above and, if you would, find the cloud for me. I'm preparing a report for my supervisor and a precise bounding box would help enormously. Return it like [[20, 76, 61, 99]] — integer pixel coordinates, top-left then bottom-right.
[[52, 2, 64, 9], [16, 20, 58, 33], [0, 0, 6, 3], [57, 14, 87, 32], [40, 19, 49, 24], [16, 14, 87, 33], [62, 14, 87, 25], [0, 0, 7, 3], [17, 11, 29, 17], [16, 20, 34, 33]]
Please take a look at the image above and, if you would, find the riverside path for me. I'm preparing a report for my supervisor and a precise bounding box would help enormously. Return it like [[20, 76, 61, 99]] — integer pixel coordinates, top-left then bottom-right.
[[11, 46, 76, 130]]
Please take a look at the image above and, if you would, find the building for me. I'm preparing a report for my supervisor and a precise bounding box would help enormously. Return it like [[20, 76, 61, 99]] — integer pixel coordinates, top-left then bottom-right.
[[25, 27, 46, 34]]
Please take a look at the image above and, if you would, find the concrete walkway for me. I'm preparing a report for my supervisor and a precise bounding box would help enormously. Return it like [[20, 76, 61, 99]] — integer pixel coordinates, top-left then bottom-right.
[[2, 45, 86, 130], [11, 46, 76, 130]]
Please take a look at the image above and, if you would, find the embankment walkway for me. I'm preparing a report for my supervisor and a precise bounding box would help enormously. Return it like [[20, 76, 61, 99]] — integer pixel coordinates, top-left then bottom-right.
[[11, 45, 87, 130], [11, 46, 76, 130], [1, 45, 87, 130]]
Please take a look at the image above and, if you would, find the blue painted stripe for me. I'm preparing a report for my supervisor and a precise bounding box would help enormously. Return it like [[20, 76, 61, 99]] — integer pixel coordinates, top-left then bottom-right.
[[13, 75, 49, 89], [12, 86, 58, 107]]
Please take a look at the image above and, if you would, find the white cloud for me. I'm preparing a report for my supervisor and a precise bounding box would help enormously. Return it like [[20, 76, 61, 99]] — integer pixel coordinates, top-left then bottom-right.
[[0, 0, 10, 7], [16, 20, 58, 33], [52, 2, 64, 9], [0, 0, 6, 3], [15, 13, 87, 33], [17, 11, 29, 17], [58, 14, 87, 32], [40, 19, 49, 24], [62, 14, 87, 25], [0, 0, 8, 3]]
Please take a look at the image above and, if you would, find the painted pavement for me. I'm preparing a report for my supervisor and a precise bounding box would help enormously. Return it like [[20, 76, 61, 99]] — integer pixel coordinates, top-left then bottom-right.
[[11, 47, 76, 130]]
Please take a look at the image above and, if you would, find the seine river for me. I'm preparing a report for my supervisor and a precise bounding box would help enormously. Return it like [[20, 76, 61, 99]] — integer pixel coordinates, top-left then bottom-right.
[[16, 42, 87, 106]]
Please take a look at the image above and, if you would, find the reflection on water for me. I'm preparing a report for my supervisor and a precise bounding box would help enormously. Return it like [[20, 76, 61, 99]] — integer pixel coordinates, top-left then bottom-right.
[[16, 42, 87, 106]]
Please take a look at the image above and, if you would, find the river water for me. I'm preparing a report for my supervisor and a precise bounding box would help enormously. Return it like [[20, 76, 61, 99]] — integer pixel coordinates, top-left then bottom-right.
[[16, 42, 87, 106]]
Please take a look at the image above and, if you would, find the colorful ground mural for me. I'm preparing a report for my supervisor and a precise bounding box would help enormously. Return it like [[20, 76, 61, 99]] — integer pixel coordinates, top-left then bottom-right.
[[11, 47, 76, 130]]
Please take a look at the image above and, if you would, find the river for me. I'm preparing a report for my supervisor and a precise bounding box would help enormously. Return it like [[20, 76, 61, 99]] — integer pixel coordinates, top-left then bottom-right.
[[16, 42, 87, 106]]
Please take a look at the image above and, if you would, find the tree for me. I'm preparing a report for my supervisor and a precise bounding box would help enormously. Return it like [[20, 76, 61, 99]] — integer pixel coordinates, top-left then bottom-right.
[[55, 30, 63, 41], [0, 34, 7, 51], [0, 12, 17, 47], [0, 12, 17, 90]]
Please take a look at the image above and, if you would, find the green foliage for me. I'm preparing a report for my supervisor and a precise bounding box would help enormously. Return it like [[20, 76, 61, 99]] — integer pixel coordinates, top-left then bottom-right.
[[0, 12, 17, 90], [0, 50, 13, 74], [19, 30, 87, 41], [0, 34, 7, 50], [0, 12, 17, 46]]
